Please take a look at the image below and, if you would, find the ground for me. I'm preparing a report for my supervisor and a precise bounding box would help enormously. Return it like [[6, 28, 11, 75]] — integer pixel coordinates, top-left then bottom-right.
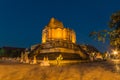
[[0, 60, 120, 80]]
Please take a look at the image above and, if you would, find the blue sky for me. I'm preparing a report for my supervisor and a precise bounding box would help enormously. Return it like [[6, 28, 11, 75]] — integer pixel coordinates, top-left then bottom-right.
[[0, 0, 120, 52]]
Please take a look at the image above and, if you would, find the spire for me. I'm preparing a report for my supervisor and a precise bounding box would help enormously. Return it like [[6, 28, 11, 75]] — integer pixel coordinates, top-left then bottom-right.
[[47, 17, 64, 28]]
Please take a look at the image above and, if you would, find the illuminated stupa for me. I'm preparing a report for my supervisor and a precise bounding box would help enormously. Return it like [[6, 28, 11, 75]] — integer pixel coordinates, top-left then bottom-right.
[[30, 18, 87, 60], [42, 17, 76, 44]]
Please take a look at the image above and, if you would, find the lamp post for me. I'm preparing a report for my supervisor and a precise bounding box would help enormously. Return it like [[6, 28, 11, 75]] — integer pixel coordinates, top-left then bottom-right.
[[112, 49, 119, 59], [111, 49, 120, 73]]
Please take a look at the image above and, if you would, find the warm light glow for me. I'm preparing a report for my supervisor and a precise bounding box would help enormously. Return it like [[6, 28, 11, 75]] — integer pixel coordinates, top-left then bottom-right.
[[41, 18, 76, 43], [63, 29, 67, 40], [112, 49, 118, 55], [42, 30, 46, 43], [72, 31, 76, 43], [55, 28, 62, 39]]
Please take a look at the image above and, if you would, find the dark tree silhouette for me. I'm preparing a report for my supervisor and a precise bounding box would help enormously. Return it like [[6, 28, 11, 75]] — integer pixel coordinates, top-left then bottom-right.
[[90, 11, 120, 49]]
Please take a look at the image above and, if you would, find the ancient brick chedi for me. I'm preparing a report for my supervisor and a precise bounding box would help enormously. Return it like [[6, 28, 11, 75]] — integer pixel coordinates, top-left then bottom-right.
[[42, 17, 76, 43], [30, 18, 87, 60]]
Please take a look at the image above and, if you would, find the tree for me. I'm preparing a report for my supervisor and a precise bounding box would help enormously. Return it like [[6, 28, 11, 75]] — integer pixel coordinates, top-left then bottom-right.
[[109, 11, 120, 48], [89, 11, 120, 49], [0, 48, 5, 57]]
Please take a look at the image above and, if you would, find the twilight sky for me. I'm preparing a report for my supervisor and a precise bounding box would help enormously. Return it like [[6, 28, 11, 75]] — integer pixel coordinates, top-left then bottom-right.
[[0, 0, 120, 52]]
